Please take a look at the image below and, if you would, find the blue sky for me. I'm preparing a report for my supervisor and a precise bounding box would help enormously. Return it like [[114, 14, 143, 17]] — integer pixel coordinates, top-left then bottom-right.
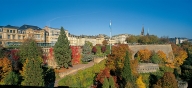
[[0, 0, 192, 38]]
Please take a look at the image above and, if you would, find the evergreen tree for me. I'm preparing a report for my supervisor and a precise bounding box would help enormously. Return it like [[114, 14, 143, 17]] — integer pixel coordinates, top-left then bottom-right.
[[3, 71, 19, 85], [109, 76, 115, 88], [121, 51, 133, 84], [82, 41, 93, 62], [19, 38, 42, 63], [20, 57, 44, 86], [54, 27, 72, 68], [102, 77, 109, 88]]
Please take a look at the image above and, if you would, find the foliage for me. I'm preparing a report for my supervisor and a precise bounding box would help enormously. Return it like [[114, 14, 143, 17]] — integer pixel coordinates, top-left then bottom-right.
[[102, 77, 109, 88], [3, 71, 19, 85], [48, 48, 53, 59], [159, 65, 174, 73], [122, 51, 133, 84], [71, 46, 81, 65], [58, 60, 106, 87], [136, 75, 146, 88], [151, 53, 162, 64], [43, 67, 55, 87], [157, 50, 167, 63], [109, 76, 116, 88], [156, 72, 178, 88], [102, 40, 108, 46], [138, 36, 150, 44], [126, 35, 138, 43], [54, 27, 72, 68], [169, 43, 188, 68], [137, 49, 152, 62], [159, 36, 169, 44], [101, 46, 106, 53], [105, 45, 110, 55], [82, 41, 94, 62], [0, 46, 6, 58], [92, 46, 97, 55], [0, 57, 12, 83], [96, 68, 111, 84], [130, 59, 139, 77], [19, 38, 43, 63], [20, 58, 44, 86], [96, 45, 103, 57], [106, 44, 130, 70]]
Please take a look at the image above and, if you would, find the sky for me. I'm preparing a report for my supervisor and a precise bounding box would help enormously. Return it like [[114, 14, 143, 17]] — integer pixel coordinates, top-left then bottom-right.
[[0, 0, 192, 38]]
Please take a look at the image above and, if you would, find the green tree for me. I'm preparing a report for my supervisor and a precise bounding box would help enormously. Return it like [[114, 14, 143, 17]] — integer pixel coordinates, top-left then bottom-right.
[[3, 71, 19, 85], [54, 27, 72, 68], [122, 51, 133, 84], [151, 53, 162, 64], [126, 36, 137, 43], [19, 38, 43, 63], [109, 76, 115, 88], [82, 41, 93, 62], [20, 57, 44, 86], [102, 77, 109, 88]]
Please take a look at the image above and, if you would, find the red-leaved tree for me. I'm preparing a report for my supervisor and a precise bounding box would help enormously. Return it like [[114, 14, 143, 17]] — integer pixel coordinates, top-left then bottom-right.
[[70, 46, 81, 65]]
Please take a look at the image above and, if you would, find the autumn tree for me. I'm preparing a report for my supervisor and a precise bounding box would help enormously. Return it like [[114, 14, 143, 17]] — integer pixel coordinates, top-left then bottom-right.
[[106, 44, 129, 70], [54, 27, 72, 68], [71, 46, 81, 65], [0, 57, 12, 83], [148, 35, 159, 44], [156, 72, 178, 88], [136, 75, 146, 88], [102, 40, 108, 46], [20, 57, 44, 86], [101, 46, 106, 53], [137, 49, 152, 62], [170, 43, 188, 68], [19, 38, 43, 63], [151, 53, 162, 64], [138, 36, 150, 44], [159, 36, 169, 44], [92, 46, 97, 55]]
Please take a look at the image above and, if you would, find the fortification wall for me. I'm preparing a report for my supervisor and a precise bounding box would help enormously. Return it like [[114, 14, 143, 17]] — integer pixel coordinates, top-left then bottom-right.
[[129, 44, 174, 59]]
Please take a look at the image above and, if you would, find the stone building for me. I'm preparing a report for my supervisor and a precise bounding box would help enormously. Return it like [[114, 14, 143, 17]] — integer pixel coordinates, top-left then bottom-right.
[[137, 63, 159, 73]]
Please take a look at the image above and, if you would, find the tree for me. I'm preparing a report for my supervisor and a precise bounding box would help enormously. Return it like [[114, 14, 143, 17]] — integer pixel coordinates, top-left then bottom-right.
[[106, 44, 129, 70], [122, 51, 133, 84], [101, 46, 106, 53], [109, 76, 116, 88], [20, 57, 44, 86], [102, 40, 108, 46], [151, 53, 162, 64], [3, 71, 19, 85], [102, 77, 109, 88], [138, 36, 150, 44], [148, 35, 159, 44], [137, 49, 152, 62], [92, 46, 97, 55], [126, 36, 137, 43], [156, 72, 178, 88], [71, 46, 81, 65], [54, 27, 72, 68], [0, 57, 12, 83], [19, 38, 43, 63], [82, 41, 93, 62], [136, 75, 146, 88]]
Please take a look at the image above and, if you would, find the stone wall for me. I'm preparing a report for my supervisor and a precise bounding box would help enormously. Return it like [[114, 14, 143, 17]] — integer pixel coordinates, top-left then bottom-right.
[[129, 44, 174, 60], [137, 63, 159, 73]]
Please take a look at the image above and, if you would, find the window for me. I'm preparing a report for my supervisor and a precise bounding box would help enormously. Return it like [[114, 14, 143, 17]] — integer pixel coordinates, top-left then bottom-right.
[[18, 30, 20, 34], [10, 30, 12, 33], [0, 34, 2, 39], [23, 36, 25, 39], [35, 34, 41, 39], [13, 30, 15, 33], [0, 28, 2, 32], [13, 35, 15, 39], [8, 35, 10, 39], [0, 41, 2, 44], [7, 30, 9, 33]]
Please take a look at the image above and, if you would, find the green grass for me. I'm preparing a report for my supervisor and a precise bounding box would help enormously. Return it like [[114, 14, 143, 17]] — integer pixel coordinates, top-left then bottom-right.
[[58, 60, 106, 87]]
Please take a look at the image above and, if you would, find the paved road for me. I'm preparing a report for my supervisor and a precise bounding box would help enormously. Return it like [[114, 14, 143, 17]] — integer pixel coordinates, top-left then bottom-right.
[[54, 61, 95, 87]]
